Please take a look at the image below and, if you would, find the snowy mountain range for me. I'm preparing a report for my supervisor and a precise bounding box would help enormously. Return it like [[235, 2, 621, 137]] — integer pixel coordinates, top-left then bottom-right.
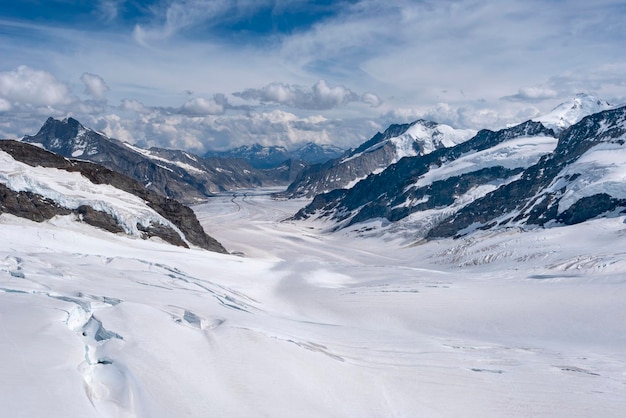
[[204, 142, 344, 169], [280, 119, 476, 198], [20, 117, 301, 203], [294, 97, 626, 241], [0, 140, 226, 252], [2, 94, 626, 417]]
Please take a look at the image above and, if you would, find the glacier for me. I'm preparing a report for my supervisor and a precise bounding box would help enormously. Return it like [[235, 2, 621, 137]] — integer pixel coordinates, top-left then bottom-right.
[[1, 188, 625, 417]]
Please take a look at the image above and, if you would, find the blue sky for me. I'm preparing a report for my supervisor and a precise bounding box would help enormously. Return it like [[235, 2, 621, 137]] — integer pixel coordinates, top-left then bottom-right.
[[1, 0, 625, 152]]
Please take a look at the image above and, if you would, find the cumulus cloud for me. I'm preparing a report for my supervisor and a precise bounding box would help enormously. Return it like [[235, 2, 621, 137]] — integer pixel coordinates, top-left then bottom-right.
[[361, 92, 382, 107], [179, 94, 228, 115], [66, 106, 377, 154], [0, 66, 73, 106], [81, 72, 110, 99], [120, 99, 149, 113], [234, 80, 381, 110]]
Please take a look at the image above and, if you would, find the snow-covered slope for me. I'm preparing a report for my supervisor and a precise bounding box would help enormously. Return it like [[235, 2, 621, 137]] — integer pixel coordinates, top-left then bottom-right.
[[0, 150, 174, 237], [428, 105, 626, 238], [1, 189, 624, 417], [281, 120, 476, 198], [294, 120, 556, 233], [295, 105, 626, 241], [342, 120, 475, 163], [0, 140, 226, 252], [535, 93, 612, 133]]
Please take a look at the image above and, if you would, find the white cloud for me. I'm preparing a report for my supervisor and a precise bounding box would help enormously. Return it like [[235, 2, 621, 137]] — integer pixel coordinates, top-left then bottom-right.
[[120, 99, 149, 113], [80, 72, 110, 99], [234, 80, 379, 110], [180, 96, 226, 115], [0, 98, 11, 112], [97, 0, 121, 22], [0, 66, 73, 106], [132, 0, 270, 45], [503, 86, 559, 102], [383, 102, 542, 131], [361, 92, 382, 107]]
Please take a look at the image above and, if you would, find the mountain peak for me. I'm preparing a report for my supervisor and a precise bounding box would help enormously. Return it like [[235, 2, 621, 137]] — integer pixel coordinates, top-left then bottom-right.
[[536, 93, 612, 132]]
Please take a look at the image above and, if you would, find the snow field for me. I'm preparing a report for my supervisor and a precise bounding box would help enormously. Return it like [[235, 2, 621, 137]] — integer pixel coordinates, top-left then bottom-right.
[[0, 189, 625, 417]]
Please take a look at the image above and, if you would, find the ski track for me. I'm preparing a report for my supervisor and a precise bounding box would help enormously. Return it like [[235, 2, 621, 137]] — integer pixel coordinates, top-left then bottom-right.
[[1, 188, 625, 417]]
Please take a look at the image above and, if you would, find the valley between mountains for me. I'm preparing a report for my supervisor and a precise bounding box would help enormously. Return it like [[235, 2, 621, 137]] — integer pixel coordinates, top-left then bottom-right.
[[1, 188, 625, 417], [1, 94, 626, 417]]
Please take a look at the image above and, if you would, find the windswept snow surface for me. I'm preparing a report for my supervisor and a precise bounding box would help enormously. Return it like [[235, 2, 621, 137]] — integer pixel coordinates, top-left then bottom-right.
[[2, 188, 626, 417]]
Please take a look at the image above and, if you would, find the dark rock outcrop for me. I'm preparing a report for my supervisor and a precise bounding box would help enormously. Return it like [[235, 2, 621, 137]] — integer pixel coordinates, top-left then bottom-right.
[[0, 140, 227, 253], [427, 106, 626, 238]]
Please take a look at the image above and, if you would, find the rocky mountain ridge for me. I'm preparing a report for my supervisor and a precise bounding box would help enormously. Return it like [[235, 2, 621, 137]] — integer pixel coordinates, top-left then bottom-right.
[[204, 142, 344, 169], [21, 117, 298, 203], [0, 140, 227, 253], [279, 119, 476, 198], [294, 105, 626, 241]]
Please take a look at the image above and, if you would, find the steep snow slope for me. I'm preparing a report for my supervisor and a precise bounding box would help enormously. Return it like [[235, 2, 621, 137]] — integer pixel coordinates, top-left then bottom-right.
[[0, 141, 226, 252], [1, 190, 625, 417]]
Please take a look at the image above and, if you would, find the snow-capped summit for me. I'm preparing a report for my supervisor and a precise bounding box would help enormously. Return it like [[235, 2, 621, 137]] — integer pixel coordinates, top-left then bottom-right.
[[281, 120, 476, 198], [20, 117, 297, 202], [536, 93, 612, 132]]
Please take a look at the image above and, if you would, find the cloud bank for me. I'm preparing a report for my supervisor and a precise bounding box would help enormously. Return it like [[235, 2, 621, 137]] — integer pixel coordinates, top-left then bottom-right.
[[1, 1, 626, 154], [234, 81, 381, 110]]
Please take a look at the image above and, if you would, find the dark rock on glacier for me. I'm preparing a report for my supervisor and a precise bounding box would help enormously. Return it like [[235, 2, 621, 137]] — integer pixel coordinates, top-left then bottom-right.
[[0, 140, 227, 253]]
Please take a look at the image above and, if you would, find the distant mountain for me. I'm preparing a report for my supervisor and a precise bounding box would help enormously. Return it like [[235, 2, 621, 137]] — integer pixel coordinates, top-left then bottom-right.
[[535, 93, 612, 133], [205, 144, 291, 169], [295, 105, 626, 240], [0, 140, 227, 253], [280, 120, 476, 198], [204, 142, 344, 169], [292, 143, 345, 164], [21, 117, 291, 203]]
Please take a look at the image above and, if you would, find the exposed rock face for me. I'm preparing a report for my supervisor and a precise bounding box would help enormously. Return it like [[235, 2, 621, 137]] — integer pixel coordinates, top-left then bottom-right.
[[294, 121, 555, 231], [0, 140, 227, 253], [280, 120, 475, 198], [21, 117, 292, 203], [295, 107, 626, 240], [0, 183, 72, 222], [427, 106, 626, 238]]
